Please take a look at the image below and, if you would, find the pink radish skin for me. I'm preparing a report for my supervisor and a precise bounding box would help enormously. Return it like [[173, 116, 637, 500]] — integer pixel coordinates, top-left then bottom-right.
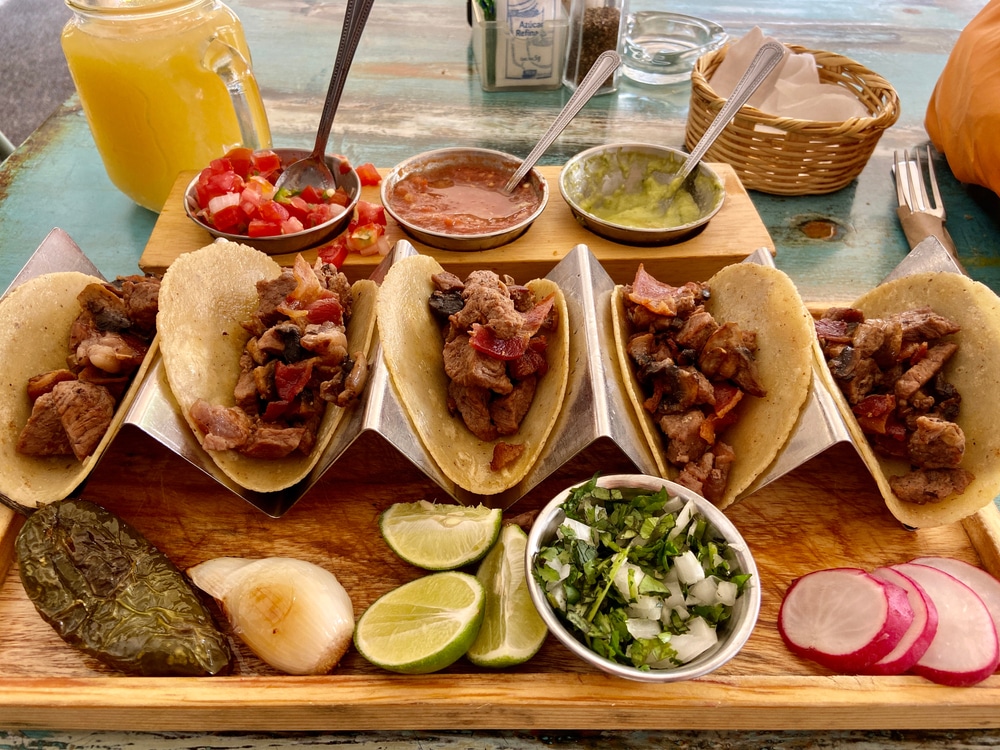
[[909, 556, 1000, 636], [892, 562, 1000, 687], [867, 567, 938, 675], [778, 568, 914, 673]]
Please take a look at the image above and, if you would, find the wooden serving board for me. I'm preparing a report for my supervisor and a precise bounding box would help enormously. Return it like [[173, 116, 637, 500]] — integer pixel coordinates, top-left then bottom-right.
[[140, 165, 774, 286], [1, 429, 999, 731]]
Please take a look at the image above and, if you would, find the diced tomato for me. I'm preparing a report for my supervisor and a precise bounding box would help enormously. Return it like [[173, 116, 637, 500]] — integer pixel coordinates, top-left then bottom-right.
[[281, 217, 305, 234], [195, 169, 245, 206], [258, 199, 290, 223], [356, 162, 381, 186], [299, 185, 326, 204], [326, 187, 351, 207], [356, 200, 386, 226], [192, 148, 381, 239], [306, 202, 345, 228], [333, 154, 353, 174], [223, 147, 254, 179], [279, 194, 312, 222], [317, 237, 350, 268], [345, 221, 385, 253], [306, 296, 345, 325], [248, 218, 283, 237], [211, 203, 247, 234], [275, 360, 313, 402], [250, 149, 283, 179]]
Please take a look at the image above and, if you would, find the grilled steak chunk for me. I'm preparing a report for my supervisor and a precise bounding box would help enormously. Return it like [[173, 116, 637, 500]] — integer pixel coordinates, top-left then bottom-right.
[[817, 306, 973, 504], [16, 275, 159, 462], [621, 267, 766, 505], [431, 269, 556, 463], [889, 467, 974, 505]]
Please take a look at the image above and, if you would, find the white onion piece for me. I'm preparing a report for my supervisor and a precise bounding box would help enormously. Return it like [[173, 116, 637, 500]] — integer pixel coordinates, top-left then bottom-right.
[[188, 557, 355, 676]]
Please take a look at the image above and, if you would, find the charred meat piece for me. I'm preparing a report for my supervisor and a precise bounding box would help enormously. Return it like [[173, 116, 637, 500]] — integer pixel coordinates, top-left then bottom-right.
[[16, 275, 159, 462], [621, 266, 765, 505], [431, 270, 554, 455], [51, 380, 116, 461], [817, 306, 972, 503], [889, 467, 974, 505], [192, 257, 361, 459]]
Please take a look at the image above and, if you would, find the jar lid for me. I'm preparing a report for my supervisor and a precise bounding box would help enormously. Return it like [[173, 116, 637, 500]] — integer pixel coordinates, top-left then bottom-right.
[[66, 0, 202, 13]]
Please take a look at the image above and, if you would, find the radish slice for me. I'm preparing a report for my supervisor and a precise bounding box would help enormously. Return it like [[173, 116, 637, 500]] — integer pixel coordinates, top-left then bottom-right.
[[867, 567, 938, 675], [778, 568, 914, 673], [892, 562, 1000, 687], [910, 556, 1000, 636]]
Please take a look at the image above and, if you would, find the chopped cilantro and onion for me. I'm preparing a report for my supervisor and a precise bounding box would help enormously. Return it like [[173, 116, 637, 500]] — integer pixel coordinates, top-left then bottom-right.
[[532, 476, 751, 670]]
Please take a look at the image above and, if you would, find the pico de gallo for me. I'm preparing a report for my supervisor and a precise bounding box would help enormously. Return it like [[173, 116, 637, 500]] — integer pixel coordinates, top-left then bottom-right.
[[191, 147, 382, 239]]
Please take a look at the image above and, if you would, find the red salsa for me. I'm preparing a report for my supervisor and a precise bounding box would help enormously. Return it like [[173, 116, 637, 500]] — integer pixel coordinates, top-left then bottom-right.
[[387, 160, 542, 235]]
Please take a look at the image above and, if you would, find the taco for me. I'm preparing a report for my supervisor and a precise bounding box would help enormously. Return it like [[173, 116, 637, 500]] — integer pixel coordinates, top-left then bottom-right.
[[0, 271, 160, 509], [157, 240, 378, 493], [376, 254, 569, 496], [814, 272, 1000, 528], [612, 263, 816, 509]]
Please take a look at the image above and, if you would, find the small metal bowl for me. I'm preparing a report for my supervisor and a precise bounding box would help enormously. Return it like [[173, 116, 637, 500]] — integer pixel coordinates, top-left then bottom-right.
[[525, 473, 760, 683], [183, 147, 361, 256], [380, 147, 548, 252], [559, 143, 725, 246]]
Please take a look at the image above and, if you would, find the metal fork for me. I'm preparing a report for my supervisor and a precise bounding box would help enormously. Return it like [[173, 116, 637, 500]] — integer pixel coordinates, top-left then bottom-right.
[[893, 146, 945, 221], [892, 145, 961, 263], [893, 145, 945, 219]]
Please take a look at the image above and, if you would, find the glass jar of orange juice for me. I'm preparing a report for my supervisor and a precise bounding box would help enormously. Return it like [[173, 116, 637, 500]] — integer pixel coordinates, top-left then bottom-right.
[[62, 0, 272, 212]]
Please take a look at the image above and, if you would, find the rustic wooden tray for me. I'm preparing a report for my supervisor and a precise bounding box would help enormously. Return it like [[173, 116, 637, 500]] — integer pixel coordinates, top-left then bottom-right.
[[139, 165, 774, 286], [1, 429, 999, 731]]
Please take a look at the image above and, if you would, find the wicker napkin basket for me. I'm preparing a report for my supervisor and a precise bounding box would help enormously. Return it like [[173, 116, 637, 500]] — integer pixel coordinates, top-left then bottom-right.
[[685, 44, 900, 195]]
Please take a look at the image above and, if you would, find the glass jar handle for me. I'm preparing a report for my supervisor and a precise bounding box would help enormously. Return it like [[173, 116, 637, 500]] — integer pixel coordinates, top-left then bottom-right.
[[203, 36, 271, 150]]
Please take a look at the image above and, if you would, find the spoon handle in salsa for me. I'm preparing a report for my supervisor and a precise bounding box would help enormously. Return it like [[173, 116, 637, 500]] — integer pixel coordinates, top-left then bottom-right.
[[503, 50, 622, 194]]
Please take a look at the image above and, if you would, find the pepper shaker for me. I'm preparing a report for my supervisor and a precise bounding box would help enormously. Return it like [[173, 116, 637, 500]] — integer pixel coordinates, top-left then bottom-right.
[[563, 0, 627, 94]]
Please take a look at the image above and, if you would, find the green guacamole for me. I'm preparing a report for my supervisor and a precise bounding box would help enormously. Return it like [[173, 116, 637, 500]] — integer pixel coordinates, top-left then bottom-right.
[[574, 153, 717, 230]]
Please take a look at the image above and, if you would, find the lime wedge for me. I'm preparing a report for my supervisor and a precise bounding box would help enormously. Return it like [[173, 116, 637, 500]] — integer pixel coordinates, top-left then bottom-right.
[[354, 571, 485, 674], [379, 500, 502, 570], [466, 524, 548, 668]]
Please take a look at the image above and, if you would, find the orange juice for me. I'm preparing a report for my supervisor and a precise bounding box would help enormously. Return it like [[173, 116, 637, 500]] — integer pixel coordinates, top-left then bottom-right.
[[62, 0, 271, 212]]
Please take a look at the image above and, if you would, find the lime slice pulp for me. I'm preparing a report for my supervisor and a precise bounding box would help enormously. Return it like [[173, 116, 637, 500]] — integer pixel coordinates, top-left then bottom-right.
[[379, 500, 501, 570], [354, 570, 485, 674], [466, 523, 548, 667]]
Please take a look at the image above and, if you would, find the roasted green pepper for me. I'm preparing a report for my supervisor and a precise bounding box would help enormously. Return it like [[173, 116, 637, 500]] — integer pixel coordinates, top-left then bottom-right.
[[16, 498, 232, 676]]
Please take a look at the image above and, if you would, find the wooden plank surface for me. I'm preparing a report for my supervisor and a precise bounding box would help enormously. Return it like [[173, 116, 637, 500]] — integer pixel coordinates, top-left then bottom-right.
[[1, 429, 998, 731], [139, 165, 774, 286]]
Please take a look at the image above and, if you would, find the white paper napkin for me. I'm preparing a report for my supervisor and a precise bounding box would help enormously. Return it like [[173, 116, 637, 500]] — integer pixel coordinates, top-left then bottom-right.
[[709, 27, 869, 122]]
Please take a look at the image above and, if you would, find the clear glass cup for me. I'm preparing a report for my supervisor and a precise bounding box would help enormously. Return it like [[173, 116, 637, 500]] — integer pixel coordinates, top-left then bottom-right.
[[563, 0, 628, 94], [621, 12, 727, 86], [61, 0, 272, 212]]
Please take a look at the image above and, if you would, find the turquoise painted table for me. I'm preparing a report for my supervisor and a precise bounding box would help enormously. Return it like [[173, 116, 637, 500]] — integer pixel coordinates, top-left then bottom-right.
[[1, 0, 999, 747]]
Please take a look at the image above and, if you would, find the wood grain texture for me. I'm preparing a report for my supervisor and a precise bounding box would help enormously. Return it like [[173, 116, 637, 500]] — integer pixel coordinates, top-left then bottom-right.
[[139, 165, 773, 286], [1, 431, 997, 731]]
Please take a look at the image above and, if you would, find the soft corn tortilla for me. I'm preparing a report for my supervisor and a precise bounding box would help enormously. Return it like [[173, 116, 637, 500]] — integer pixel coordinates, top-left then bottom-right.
[[816, 272, 1000, 529], [157, 240, 378, 494], [612, 263, 816, 509], [376, 254, 570, 496], [0, 272, 157, 509]]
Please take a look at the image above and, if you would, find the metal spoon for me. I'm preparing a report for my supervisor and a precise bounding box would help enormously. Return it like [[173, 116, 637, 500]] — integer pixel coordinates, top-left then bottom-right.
[[275, 0, 375, 194], [662, 39, 785, 208], [503, 50, 622, 194]]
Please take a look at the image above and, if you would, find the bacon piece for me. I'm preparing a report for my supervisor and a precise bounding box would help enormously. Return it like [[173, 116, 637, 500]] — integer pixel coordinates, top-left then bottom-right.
[[627, 265, 707, 317]]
